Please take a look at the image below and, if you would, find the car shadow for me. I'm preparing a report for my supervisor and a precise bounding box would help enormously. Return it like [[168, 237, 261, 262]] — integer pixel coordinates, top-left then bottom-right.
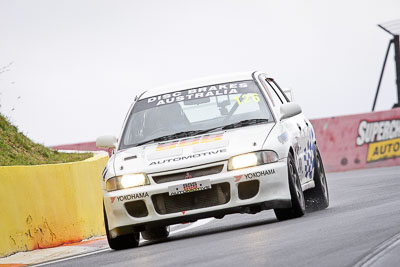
[[139, 215, 278, 247]]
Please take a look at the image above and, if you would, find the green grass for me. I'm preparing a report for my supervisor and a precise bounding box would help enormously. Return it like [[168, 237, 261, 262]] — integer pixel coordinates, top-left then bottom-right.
[[0, 114, 92, 166]]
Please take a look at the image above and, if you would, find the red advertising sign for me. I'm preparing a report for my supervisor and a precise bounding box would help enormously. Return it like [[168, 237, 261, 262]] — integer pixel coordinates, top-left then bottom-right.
[[311, 108, 400, 172]]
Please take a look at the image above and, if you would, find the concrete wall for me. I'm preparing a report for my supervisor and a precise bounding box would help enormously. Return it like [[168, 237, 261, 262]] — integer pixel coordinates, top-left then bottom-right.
[[0, 155, 108, 257], [312, 108, 400, 172]]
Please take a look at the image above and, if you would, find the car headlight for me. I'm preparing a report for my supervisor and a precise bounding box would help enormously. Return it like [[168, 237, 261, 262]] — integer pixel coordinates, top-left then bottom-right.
[[228, 151, 279, 171], [106, 173, 150, 192]]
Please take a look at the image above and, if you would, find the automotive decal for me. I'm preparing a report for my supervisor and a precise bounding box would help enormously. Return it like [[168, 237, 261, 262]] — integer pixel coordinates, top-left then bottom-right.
[[156, 133, 223, 151], [149, 149, 227, 165], [356, 119, 400, 162], [111, 192, 149, 203]]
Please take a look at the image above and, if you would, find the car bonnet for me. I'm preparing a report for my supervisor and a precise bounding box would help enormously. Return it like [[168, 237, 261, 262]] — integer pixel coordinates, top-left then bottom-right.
[[112, 124, 275, 175]]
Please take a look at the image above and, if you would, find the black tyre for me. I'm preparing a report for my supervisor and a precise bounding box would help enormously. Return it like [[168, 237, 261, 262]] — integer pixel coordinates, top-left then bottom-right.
[[141, 226, 170, 241], [305, 147, 329, 212], [274, 153, 306, 221], [104, 205, 139, 250]]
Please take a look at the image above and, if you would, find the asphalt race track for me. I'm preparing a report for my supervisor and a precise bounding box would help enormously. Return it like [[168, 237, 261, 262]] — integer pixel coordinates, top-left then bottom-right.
[[42, 165, 400, 267]]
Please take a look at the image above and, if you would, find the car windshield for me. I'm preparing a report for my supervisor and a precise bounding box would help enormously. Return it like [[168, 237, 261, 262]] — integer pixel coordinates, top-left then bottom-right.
[[119, 80, 274, 149]]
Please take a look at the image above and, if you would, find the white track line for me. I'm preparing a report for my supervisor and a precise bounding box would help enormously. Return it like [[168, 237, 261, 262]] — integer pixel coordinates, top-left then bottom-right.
[[353, 232, 400, 267], [32, 218, 214, 266], [31, 248, 111, 267]]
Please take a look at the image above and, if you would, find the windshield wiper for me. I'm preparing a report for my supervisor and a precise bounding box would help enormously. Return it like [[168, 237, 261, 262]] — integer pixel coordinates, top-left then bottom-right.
[[133, 119, 269, 147], [221, 118, 269, 130], [187, 119, 269, 136]]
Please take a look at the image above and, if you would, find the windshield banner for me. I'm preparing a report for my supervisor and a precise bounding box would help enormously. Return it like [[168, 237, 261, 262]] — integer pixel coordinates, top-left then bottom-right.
[[134, 81, 258, 112]]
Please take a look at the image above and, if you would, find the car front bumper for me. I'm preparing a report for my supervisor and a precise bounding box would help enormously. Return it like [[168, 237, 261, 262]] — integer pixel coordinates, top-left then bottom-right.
[[103, 158, 291, 237]]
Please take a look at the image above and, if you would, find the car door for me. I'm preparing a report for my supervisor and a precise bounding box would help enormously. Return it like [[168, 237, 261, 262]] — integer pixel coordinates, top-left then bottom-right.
[[266, 78, 310, 184]]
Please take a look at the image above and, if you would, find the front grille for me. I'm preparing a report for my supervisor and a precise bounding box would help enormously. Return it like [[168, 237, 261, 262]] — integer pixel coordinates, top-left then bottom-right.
[[125, 200, 148, 218], [151, 165, 224, 184], [152, 182, 230, 214]]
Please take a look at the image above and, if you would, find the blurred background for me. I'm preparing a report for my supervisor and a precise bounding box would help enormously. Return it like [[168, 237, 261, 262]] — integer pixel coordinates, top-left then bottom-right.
[[0, 0, 399, 146]]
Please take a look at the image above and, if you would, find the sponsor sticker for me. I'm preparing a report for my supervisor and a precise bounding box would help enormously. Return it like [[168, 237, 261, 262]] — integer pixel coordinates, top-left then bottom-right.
[[356, 119, 400, 162], [111, 192, 149, 203], [234, 93, 261, 105], [168, 179, 212, 196], [150, 148, 227, 165], [156, 133, 223, 151], [133, 81, 260, 113], [234, 169, 276, 182], [278, 131, 288, 144]]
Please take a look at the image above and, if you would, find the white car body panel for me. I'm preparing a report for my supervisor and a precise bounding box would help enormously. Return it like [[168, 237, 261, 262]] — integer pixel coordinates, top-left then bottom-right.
[[101, 71, 318, 236]]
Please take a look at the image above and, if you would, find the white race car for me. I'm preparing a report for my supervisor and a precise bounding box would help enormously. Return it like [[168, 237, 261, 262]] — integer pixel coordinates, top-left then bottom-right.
[[97, 71, 329, 250]]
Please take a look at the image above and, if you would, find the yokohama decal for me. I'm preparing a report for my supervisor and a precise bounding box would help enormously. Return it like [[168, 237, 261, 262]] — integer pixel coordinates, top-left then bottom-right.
[[111, 192, 149, 203], [234, 169, 276, 182]]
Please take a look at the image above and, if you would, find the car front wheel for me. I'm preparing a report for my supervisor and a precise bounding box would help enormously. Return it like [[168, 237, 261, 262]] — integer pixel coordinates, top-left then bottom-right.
[[274, 153, 306, 221], [305, 146, 329, 212], [104, 205, 139, 250]]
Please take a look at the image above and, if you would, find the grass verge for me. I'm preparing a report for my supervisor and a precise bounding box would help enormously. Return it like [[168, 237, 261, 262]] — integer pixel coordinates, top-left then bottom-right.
[[0, 114, 92, 166]]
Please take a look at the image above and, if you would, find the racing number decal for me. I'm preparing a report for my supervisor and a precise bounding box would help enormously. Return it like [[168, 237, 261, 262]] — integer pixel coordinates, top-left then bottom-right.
[[234, 93, 260, 105]]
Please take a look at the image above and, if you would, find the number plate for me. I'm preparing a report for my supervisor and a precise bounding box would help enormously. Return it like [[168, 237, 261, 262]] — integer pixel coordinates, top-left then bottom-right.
[[168, 179, 212, 196]]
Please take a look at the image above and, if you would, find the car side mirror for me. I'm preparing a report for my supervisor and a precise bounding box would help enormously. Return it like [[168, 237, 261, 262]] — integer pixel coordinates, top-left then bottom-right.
[[96, 135, 117, 149], [280, 102, 302, 120]]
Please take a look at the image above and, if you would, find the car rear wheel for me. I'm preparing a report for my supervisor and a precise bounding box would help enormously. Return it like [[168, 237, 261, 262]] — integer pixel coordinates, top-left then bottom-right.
[[274, 153, 306, 221], [141, 226, 170, 241], [104, 205, 139, 250], [305, 146, 329, 211]]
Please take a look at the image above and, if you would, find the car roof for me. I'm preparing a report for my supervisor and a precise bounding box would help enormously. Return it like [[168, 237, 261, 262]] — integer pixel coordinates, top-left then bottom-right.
[[139, 71, 258, 99]]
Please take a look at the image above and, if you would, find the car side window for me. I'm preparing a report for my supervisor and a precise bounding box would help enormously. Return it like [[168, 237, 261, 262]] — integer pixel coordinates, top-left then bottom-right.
[[266, 78, 287, 104], [271, 79, 290, 102], [260, 79, 281, 107]]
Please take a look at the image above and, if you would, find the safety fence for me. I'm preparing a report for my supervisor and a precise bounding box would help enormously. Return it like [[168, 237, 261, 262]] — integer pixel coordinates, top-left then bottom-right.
[[0, 155, 108, 257]]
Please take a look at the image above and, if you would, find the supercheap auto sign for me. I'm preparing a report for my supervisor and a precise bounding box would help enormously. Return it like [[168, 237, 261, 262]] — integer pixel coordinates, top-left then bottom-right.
[[356, 119, 400, 162]]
